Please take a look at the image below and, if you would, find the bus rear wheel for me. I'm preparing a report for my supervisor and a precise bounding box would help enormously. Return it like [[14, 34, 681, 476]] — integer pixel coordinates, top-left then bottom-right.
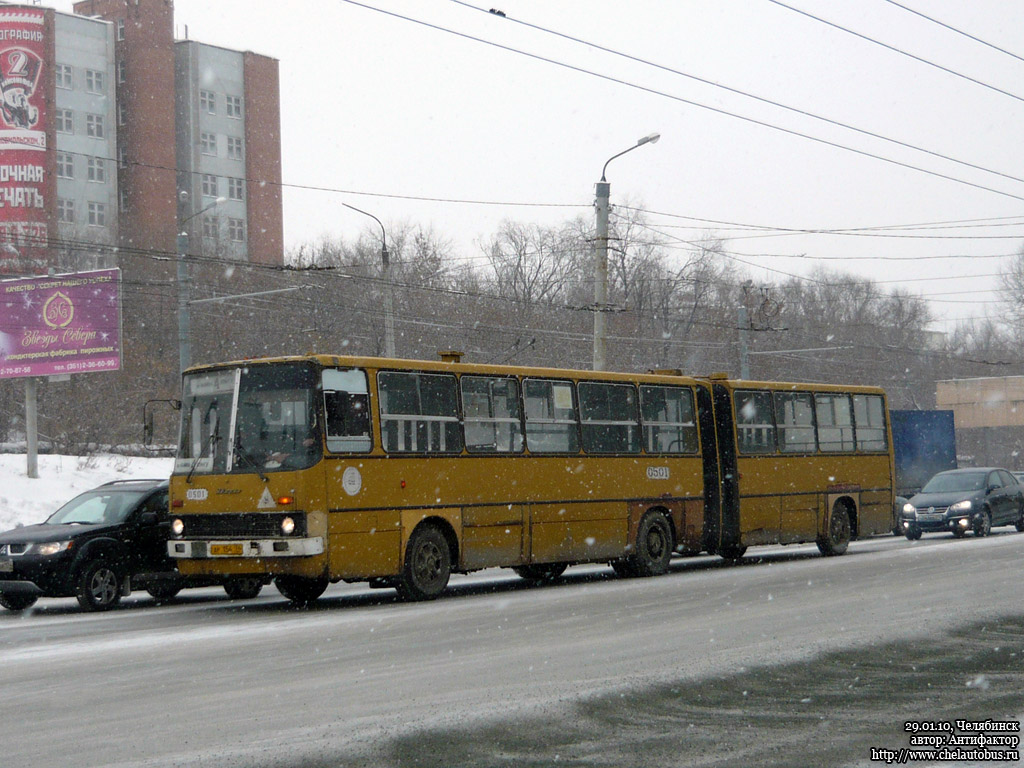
[[396, 525, 451, 602], [275, 575, 328, 606], [817, 506, 851, 556], [512, 563, 567, 583]]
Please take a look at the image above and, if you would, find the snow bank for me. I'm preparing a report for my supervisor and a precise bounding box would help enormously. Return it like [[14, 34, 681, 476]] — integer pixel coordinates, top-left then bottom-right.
[[0, 454, 174, 532]]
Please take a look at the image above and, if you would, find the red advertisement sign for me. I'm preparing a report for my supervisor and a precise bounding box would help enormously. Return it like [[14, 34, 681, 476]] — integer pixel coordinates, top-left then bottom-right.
[[0, 7, 47, 276], [0, 269, 122, 379]]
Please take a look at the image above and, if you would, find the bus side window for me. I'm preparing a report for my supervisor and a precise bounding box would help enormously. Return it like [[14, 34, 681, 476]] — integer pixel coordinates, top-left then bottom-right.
[[735, 390, 776, 454], [579, 381, 640, 454], [524, 378, 579, 454], [640, 385, 697, 454], [378, 371, 463, 454], [322, 368, 372, 453], [462, 375, 523, 453], [775, 392, 816, 453], [816, 393, 855, 452], [853, 394, 887, 451]]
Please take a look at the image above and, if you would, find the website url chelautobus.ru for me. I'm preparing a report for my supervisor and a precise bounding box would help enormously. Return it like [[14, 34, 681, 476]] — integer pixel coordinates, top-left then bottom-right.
[[871, 720, 1021, 764]]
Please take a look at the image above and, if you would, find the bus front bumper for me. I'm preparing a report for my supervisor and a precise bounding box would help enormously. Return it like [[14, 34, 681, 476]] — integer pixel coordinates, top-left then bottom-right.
[[168, 537, 324, 559]]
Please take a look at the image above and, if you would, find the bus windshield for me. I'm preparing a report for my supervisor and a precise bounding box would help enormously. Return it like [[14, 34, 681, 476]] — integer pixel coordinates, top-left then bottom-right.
[[176, 362, 320, 475]]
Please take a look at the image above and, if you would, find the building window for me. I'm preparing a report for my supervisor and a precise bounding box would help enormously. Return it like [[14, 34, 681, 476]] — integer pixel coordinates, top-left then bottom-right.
[[56, 64, 72, 90], [200, 132, 217, 155], [88, 202, 106, 227], [56, 152, 74, 179], [200, 90, 215, 114], [225, 95, 242, 118], [58, 199, 75, 224], [227, 177, 244, 201], [226, 136, 243, 161], [116, 18, 125, 41], [119, 186, 128, 211], [117, 58, 126, 84], [117, 145, 128, 168], [117, 101, 126, 126], [85, 69, 104, 94], [87, 157, 106, 183], [228, 218, 245, 242], [86, 114, 104, 139], [56, 109, 73, 134], [201, 174, 218, 197], [202, 216, 218, 239]]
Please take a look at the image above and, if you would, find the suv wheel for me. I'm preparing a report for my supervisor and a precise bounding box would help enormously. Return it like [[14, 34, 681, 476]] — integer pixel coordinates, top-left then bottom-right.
[[76, 559, 123, 611]]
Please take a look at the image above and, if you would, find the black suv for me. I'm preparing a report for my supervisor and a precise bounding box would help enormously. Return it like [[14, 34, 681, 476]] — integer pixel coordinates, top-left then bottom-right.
[[0, 479, 266, 612]]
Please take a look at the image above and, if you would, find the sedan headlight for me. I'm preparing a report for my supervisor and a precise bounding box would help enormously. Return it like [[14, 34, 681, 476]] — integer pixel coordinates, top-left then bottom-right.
[[902, 502, 916, 515], [31, 540, 72, 556], [171, 518, 185, 536], [948, 500, 972, 513]]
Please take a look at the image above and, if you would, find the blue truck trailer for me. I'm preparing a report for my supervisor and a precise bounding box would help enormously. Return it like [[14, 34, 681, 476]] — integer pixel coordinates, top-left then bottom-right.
[[890, 409, 957, 498]]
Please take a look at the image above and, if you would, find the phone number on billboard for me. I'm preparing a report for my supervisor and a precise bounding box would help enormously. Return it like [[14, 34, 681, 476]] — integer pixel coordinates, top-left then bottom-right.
[[59, 359, 119, 371]]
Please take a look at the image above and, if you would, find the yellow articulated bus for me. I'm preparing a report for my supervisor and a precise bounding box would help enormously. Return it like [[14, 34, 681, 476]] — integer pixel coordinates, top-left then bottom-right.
[[167, 354, 895, 605]]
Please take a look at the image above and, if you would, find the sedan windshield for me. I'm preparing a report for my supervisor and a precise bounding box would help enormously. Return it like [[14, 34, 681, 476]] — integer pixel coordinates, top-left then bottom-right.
[[46, 490, 148, 525], [921, 472, 986, 494]]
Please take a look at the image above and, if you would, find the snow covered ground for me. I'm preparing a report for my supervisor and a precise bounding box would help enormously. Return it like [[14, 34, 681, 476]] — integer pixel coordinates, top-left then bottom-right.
[[0, 453, 174, 532]]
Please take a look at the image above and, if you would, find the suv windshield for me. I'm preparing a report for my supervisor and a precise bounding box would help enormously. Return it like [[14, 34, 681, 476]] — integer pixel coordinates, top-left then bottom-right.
[[176, 362, 321, 475], [46, 490, 149, 525], [921, 471, 986, 494]]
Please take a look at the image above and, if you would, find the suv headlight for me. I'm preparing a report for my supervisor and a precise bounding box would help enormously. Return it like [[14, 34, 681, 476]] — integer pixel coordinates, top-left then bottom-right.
[[31, 541, 72, 556], [948, 500, 972, 513]]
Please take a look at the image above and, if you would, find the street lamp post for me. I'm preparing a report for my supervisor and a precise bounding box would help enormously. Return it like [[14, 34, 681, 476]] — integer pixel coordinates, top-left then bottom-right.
[[178, 195, 225, 376], [593, 132, 660, 371], [343, 203, 396, 358]]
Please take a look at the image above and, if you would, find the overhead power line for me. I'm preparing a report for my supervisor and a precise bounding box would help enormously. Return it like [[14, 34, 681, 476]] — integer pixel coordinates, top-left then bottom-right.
[[765, 0, 1024, 105], [452, 0, 1024, 190], [337, 0, 1024, 205], [879, 0, 1024, 65]]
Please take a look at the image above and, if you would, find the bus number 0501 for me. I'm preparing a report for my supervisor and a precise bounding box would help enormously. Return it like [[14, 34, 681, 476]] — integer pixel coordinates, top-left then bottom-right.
[[646, 466, 670, 480]]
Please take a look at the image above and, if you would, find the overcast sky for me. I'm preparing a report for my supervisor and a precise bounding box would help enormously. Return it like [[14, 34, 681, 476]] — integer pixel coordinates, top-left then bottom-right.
[[53, 0, 1024, 331]]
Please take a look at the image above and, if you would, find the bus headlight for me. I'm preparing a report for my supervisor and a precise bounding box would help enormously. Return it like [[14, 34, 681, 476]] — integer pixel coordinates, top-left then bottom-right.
[[281, 516, 296, 536], [171, 518, 185, 536]]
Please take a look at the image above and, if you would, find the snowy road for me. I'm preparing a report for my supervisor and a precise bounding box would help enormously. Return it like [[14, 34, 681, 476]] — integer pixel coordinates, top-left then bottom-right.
[[1, 531, 1023, 767]]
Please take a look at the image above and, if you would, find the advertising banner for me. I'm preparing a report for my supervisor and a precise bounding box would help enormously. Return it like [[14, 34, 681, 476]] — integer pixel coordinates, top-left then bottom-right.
[[0, 7, 47, 276], [0, 269, 121, 379]]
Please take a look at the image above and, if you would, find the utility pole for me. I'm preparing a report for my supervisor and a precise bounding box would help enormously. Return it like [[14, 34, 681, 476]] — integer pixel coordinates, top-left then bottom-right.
[[592, 133, 660, 371], [343, 203, 395, 358], [738, 306, 750, 379]]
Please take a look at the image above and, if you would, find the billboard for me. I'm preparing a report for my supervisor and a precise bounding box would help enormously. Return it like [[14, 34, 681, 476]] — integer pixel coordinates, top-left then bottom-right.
[[0, 7, 47, 276], [0, 268, 121, 379]]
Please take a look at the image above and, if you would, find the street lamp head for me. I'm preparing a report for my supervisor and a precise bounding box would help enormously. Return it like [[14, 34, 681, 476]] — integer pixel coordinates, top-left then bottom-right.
[[637, 132, 661, 146]]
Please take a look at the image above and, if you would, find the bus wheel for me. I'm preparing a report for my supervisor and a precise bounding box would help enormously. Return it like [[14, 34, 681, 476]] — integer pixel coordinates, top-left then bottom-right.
[[719, 543, 747, 560], [512, 563, 567, 583], [224, 577, 263, 600], [817, 506, 851, 556], [275, 575, 328, 606], [627, 512, 673, 577], [396, 525, 451, 601]]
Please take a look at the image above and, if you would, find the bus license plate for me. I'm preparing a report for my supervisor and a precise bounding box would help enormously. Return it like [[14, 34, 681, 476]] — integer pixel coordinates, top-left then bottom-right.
[[210, 544, 243, 557], [0, 558, 12, 572]]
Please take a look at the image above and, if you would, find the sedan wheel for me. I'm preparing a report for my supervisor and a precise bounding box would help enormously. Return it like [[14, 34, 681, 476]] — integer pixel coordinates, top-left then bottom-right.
[[973, 510, 992, 537]]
